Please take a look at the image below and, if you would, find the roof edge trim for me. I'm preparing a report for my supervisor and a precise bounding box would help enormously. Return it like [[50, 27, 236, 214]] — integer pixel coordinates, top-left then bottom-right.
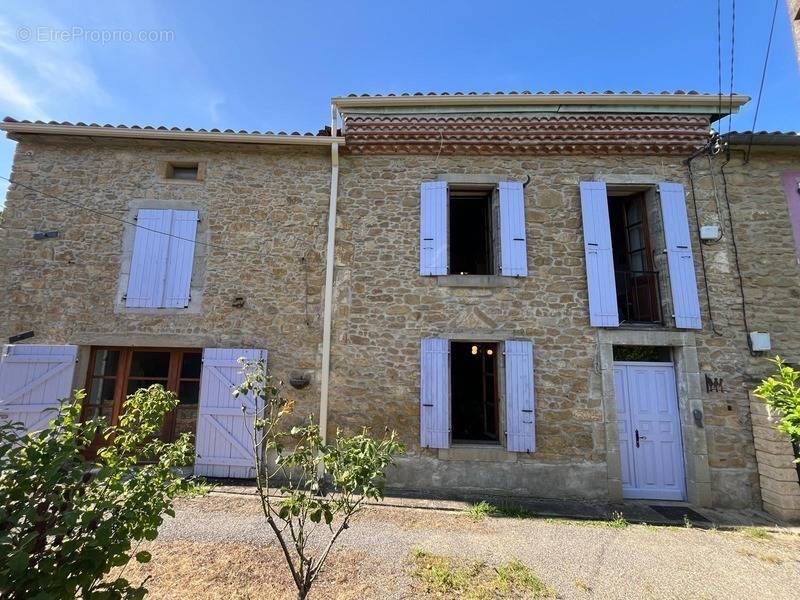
[[0, 121, 343, 146]]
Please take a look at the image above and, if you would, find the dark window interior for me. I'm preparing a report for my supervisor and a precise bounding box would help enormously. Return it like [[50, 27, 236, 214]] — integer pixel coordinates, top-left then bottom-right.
[[613, 345, 672, 362], [449, 189, 494, 275], [166, 162, 199, 181], [608, 193, 660, 323], [451, 341, 499, 443], [84, 348, 202, 447]]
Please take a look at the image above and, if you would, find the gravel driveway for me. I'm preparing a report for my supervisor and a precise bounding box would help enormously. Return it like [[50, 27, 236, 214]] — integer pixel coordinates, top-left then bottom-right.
[[134, 492, 799, 600]]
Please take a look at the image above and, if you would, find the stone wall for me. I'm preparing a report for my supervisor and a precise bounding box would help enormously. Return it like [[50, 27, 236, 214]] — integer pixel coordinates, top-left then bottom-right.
[[0, 135, 332, 421], [2, 130, 799, 510], [328, 150, 785, 507]]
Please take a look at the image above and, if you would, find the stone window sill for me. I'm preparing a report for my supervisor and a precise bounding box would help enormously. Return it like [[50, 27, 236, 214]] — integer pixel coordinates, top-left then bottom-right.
[[436, 275, 517, 288], [438, 445, 518, 462]]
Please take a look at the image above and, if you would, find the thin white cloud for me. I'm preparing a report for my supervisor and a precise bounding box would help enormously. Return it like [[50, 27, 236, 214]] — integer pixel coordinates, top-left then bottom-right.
[[0, 12, 111, 120]]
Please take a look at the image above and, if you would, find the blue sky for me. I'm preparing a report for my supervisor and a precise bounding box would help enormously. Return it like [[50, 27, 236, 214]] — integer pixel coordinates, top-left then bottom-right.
[[1, 1, 799, 208]]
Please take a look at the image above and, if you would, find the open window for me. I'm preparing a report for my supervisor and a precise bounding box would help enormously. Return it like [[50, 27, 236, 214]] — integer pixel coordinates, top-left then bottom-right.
[[449, 188, 496, 275], [83, 347, 202, 451], [420, 180, 527, 277], [451, 341, 499, 444], [607, 191, 661, 324]]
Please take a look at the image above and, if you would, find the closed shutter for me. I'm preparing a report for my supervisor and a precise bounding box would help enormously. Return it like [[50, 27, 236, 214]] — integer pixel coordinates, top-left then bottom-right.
[[0, 345, 77, 434], [163, 210, 198, 308], [195, 348, 267, 478], [499, 181, 528, 277], [580, 181, 619, 327], [658, 182, 702, 329], [420, 181, 448, 276], [420, 338, 449, 449], [126, 209, 172, 308], [505, 340, 535, 453], [126, 209, 197, 308]]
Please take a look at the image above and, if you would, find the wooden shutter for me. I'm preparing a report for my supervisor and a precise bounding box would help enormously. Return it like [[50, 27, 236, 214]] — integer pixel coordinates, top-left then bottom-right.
[[505, 340, 535, 453], [580, 181, 619, 327], [0, 345, 77, 434], [195, 348, 267, 478], [782, 172, 800, 266], [499, 181, 528, 277], [420, 181, 448, 276], [420, 338, 449, 449], [125, 209, 172, 308], [163, 210, 198, 308], [658, 182, 701, 329]]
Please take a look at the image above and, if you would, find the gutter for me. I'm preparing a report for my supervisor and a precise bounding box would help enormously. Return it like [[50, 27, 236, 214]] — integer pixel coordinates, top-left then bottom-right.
[[332, 93, 750, 112], [0, 121, 344, 146], [318, 102, 339, 445]]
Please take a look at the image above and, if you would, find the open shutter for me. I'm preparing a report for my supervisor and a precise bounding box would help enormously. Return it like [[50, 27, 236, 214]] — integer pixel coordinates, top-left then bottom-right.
[[580, 181, 619, 327], [195, 348, 267, 478], [420, 181, 448, 276], [0, 345, 77, 434], [782, 172, 800, 265], [420, 338, 449, 449], [163, 210, 198, 308], [125, 209, 172, 308], [499, 181, 528, 277], [505, 340, 535, 453], [659, 182, 701, 329]]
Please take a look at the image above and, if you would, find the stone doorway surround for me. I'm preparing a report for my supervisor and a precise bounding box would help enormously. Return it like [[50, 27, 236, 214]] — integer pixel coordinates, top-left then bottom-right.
[[597, 329, 712, 507]]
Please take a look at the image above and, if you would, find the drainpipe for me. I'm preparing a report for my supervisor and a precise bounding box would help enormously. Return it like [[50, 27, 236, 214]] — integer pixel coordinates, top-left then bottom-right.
[[319, 102, 339, 445]]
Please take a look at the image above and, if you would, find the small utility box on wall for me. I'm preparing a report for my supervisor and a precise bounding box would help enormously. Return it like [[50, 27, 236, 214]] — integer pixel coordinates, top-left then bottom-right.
[[699, 225, 720, 241], [749, 332, 771, 352]]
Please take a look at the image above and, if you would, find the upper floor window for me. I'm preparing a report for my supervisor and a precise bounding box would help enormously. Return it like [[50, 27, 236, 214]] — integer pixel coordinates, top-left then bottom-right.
[[125, 208, 198, 308], [580, 181, 701, 330], [163, 161, 204, 182], [420, 180, 527, 278]]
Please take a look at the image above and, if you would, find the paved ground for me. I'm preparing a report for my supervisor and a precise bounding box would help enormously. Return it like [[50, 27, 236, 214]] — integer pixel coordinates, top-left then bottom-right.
[[124, 491, 800, 600]]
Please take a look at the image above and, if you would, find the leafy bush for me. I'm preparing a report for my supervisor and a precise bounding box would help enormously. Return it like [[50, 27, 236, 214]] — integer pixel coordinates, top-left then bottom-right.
[[753, 356, 800, 458], [0, 385, 204, 599], [235, 360, 404, 600]]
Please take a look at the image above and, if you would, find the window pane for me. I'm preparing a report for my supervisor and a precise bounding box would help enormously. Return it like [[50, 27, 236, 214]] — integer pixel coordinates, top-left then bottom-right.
[[626, 200, 641, 223], [627, 226, 644, 252], [178, 380, 200, 405], [87, 377, 116, 420], [92, 350, 120, 377], [128, 351, 171, 378], [180, 352, 202, 379], [126, 378, 167, 397], [630, 251, 645, 272]]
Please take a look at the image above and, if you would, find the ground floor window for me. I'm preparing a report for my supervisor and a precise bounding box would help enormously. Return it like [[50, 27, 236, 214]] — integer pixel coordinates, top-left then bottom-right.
[[451, 341, 499, 444], [83, 347, 201, 443]]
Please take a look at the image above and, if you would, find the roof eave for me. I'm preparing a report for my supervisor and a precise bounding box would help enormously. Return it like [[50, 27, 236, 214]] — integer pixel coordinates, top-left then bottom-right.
[[725, 133, 800, 147], [0, 122, 343, 146], [333, 93, 750, 116]]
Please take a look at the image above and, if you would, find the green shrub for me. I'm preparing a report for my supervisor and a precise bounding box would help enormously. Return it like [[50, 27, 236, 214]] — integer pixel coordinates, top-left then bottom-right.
[[754, 357, 800, 457], [0, 385, 204, 599]]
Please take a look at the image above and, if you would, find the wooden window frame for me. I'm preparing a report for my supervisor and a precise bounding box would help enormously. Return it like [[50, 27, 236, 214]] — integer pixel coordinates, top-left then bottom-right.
[[82, 346, 201, 442]]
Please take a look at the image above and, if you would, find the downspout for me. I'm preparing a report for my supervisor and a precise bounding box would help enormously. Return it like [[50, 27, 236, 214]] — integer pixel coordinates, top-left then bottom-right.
[[319, 102, 339, 445]]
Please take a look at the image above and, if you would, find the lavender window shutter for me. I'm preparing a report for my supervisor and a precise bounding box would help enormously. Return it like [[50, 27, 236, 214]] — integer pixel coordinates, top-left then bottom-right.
[[579, 182, 619, 327], [499, 181, 528, 277], [505, 340, 535, 453], [782, 172, 800, 266], [420, 338, 449, 449], [420, 181, 448, 276], [125, 209, 172, 308], [163, 210, 198, 308], [659, 182, 702, 329]]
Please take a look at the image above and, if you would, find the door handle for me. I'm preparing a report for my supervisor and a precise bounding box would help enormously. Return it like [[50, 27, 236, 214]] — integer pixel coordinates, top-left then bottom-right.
[[635, 429, 647, 448]]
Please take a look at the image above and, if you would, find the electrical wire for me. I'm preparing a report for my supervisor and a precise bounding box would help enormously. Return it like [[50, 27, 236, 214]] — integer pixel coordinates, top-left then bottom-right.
[[686, 155, 721, 335], [726, 0, 736, 137], [717, 0, 723, 122], [0, 174, 265, 257], [745, 0, 779, 163]]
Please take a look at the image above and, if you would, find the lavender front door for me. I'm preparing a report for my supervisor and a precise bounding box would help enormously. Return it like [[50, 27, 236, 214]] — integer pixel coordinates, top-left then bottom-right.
[[614, 362, 686, 501]]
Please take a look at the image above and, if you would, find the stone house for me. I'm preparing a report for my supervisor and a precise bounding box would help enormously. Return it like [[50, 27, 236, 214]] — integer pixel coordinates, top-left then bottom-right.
[[1, 91, 799, 518]]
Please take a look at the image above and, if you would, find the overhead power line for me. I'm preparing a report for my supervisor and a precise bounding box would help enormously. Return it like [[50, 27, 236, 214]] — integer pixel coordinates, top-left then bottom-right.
[[746, 0, 779, 162], [0, 175, 264, 257]]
